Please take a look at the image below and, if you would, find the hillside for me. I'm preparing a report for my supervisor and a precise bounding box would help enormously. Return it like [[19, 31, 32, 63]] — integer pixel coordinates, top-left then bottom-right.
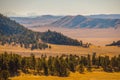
[[0, 14, 49, 50], [50, 15, 120, 28], [0, 14, 82, 49], [41, 30, 81, 46]]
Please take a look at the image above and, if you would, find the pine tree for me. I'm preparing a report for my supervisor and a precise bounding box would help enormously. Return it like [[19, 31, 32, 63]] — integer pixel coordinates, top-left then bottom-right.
[[0, 70, 10, 80], [48, 56, 55, 75], [43, 59, 48, 76], [36, 58, 42, 74], [117, 55, 120, 71], [30, 53, 36, 70], [87, 54, 92, 72], [92, 52, 96, 65], [79, 63, 84, 74]]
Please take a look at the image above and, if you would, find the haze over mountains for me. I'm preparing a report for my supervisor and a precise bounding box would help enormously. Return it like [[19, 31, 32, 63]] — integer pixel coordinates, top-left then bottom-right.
[[11, 14, 120, 29]]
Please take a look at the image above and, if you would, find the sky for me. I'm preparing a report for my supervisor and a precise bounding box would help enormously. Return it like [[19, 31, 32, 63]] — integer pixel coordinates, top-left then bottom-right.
[[0, 0, 120, 17]]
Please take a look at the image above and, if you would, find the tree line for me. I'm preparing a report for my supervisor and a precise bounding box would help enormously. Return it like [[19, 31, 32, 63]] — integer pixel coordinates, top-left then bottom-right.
[[0, 52, 120, 80]]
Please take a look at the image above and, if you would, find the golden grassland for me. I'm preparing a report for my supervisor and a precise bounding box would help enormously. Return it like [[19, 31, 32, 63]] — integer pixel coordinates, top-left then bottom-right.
[[0, 44, 120, 57], [10, 72, 120, 80], [1, 44, 120, 80]]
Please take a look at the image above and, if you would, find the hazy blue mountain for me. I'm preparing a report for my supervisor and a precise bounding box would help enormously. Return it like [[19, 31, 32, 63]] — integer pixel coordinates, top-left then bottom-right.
[[10, 14, 120, 29], [50, 15, 120, 28], [87, 14, 120, 19], [10, 15, 63, 27]]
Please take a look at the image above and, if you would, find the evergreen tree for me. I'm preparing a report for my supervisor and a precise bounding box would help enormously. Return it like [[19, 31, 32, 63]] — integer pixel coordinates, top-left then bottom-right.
[[36, 58, 43, 74], [48, 56, 55, 75], [79, 63, 84, 74], [0, 70, 10, 80], [92, 52, 96, 65], [87, 54, 92, 72], [30, 53, 36, 70], [43, 59, 48, 76]]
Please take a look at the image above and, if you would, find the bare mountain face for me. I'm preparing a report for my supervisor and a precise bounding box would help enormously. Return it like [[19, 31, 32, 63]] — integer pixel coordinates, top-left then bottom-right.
[[50, 15, 120, 28]]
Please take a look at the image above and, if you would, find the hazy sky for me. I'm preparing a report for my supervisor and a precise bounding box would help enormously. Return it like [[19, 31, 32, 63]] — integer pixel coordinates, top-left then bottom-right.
[[0, 0, 120, 16]]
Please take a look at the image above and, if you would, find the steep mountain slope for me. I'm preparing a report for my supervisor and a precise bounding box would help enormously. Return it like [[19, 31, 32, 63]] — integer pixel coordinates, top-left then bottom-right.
[[50, 15, 120, 28], [0, 14, 81, 49], [10, 15, 63, 27]]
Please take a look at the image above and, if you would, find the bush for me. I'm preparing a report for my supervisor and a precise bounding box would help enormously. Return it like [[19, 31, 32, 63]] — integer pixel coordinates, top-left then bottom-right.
[[0, 70, 10, 80]]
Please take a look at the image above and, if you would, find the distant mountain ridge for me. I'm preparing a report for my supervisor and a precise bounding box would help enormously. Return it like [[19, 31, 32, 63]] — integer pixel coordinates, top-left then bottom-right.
[[10, 14, 120, 29], [10, 15, 63, 27], [49, 15, 120, 28], [87, 14, 120, 19]]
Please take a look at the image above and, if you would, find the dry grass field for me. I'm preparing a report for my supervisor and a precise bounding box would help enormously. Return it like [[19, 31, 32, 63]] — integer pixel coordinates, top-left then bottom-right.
[[0, 44, 120, 57], [10, 72, 120, 80], [0, 28, 120, 80]]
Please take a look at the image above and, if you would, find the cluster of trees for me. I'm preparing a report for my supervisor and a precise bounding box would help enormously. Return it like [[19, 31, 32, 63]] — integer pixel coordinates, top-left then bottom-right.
[[0, 52, 120, 80], [106, 40, 120, 47], [41, 30, 83, 46]]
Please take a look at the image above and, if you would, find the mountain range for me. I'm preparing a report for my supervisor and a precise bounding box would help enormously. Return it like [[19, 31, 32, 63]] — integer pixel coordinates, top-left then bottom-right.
[[11, 15, 63, 27], [50, 15, 120, 28], [87, 14, 120, 19], [10, 14, 120, 28]]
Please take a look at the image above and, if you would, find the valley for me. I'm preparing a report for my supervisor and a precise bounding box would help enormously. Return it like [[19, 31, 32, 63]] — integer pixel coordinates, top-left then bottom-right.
[[0, 0, 120, 80], [30, 27, 120, 46], [0, 13, 120, 80]]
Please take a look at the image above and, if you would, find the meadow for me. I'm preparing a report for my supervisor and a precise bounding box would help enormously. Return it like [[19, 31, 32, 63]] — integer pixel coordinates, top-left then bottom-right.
[[0, 44, 120, 57], [10, 72, 120, 80]]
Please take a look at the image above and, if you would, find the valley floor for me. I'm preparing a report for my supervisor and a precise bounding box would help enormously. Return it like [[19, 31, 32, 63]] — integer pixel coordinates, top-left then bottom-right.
[[0, 44, 120, 57], [10, 72, 120, 80]]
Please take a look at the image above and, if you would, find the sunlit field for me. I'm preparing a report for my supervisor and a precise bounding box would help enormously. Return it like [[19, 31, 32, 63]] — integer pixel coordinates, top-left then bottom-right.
[[0, 44, 120, 57], [10, 72, 120, 80]]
